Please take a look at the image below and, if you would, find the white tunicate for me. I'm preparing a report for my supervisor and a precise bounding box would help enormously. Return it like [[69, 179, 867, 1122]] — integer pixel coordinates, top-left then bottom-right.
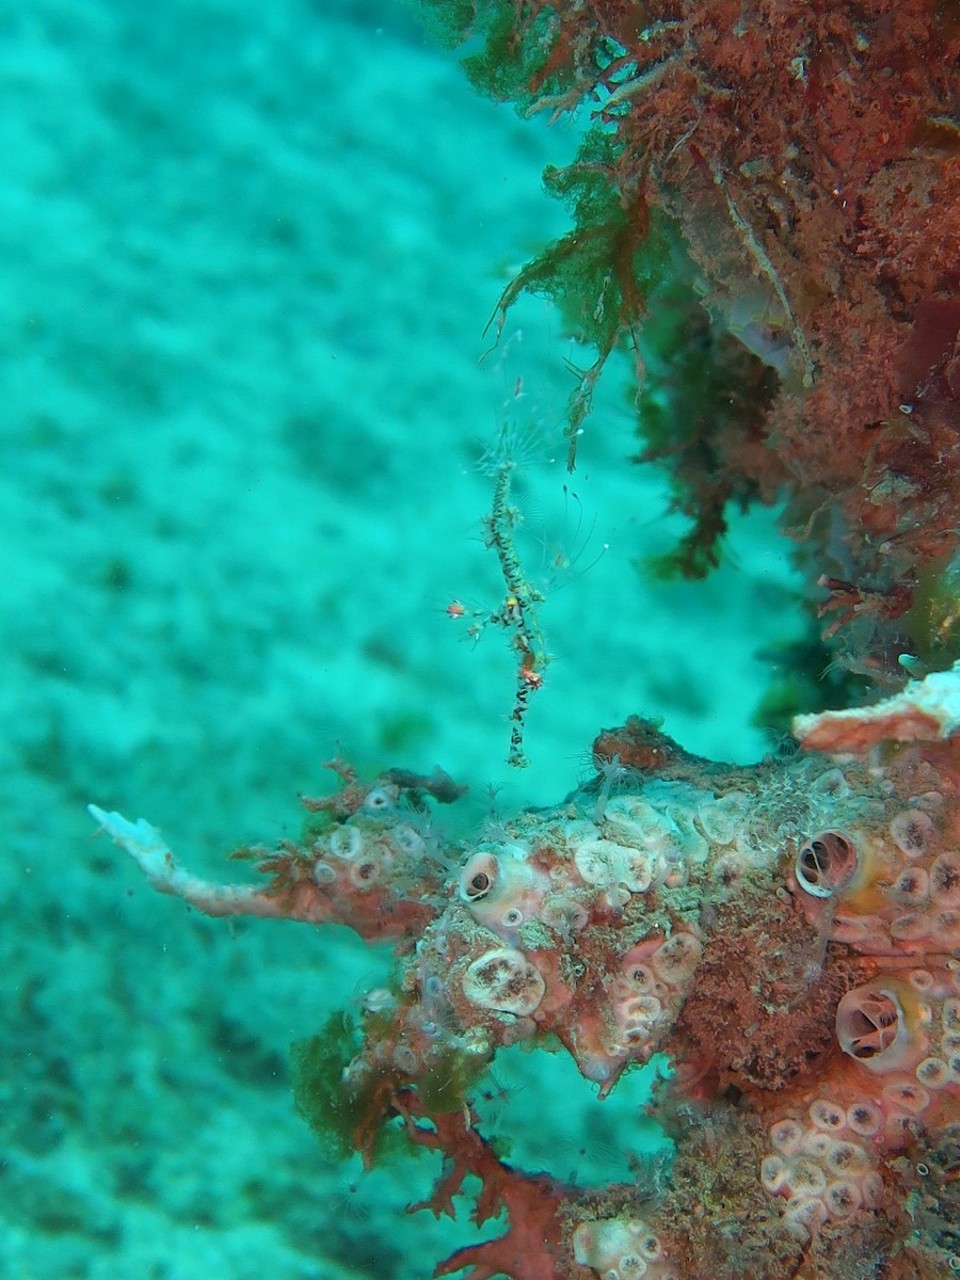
[[573, 1218, 654, 1275], [620, 962, 663, 996], [770, 1118, 804, 1155], [808, 1099, 846, 1131], [783, 1195, 827, 1240], [761, 1155, 787, 1192], [363, 786, 397, 812], [674, 814, 708, 864], [801, 1132, 835, 1161], [391, 823, 424, 855], [883, 1080, 930, 1114], [893, 868, 930, 904], [696, 791, 751, 844], [934, 911, 960, 946], [810, 768, 851, 800], [890, 809, 936, 858], [574, 840, 632, 888], [651, 933, 703, 985], [602, 798, 669, 846], [638, 1233, 661, 1262], [846, 1101, 882, 1136], [824, 1179, 862, 1217], [832, 913, 882, 943], [622, 849, 657, 893], [911, 790, 944, 813], [916, 1057, 949, 1089], [363, 987, 396, 1015], [618, 995, 663, 1034], [329, 826, 364, 860], [348, 857, 382, 889], [711, 851, 747, 891], [931, 852, 960, 904], [826, 1141, 870, 1176], [540, 895, 589, 939], [662, 860, 689, 889], [601, 796, 646, 826], [617, 1256, 648, 1279], [789, 1159, 828, 1195], [462, 948, 545, 1016]]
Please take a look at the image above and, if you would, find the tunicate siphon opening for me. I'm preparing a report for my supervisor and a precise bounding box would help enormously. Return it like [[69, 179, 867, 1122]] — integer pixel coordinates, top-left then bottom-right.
[[795, 831, 857, 898], [459, 852, 498, 902], [836, 985, 903, 1065]]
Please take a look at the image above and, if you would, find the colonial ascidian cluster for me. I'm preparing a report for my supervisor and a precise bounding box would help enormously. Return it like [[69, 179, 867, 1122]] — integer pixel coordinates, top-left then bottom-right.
[[91, 666, 960, 1279]]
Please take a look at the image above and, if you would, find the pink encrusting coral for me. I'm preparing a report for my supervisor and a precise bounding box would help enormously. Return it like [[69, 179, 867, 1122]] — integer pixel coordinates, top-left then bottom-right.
[[91, 663, 960, 1279]]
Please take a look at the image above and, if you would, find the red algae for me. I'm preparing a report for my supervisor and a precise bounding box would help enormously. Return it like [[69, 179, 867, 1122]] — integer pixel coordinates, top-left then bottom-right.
[[433, 0, 960, 679]]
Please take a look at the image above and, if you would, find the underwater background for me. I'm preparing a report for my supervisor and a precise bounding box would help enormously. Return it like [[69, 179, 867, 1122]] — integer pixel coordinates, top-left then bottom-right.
[[2, 0, 806, 1275]]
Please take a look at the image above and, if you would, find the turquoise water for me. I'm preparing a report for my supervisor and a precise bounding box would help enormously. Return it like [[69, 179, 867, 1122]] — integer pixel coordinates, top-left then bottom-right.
[[1, 1, 802, 1275]]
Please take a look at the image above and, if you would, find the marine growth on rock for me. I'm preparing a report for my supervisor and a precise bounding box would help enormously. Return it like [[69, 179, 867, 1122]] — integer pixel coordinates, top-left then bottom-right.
[[91, 669, 960, 1278]]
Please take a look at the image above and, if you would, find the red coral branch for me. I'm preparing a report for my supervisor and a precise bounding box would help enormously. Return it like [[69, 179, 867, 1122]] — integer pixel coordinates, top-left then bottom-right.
[[403, 1103, 573, 1280]]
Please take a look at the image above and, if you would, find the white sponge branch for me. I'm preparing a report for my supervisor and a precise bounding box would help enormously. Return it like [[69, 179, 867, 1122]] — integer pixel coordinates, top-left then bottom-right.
[[793, 660, 960, 755], [87, 804, 288, 920]]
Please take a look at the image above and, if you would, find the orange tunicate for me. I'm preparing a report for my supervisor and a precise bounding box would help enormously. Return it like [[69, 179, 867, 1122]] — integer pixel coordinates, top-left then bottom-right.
[[836, 982, 927, 1074]]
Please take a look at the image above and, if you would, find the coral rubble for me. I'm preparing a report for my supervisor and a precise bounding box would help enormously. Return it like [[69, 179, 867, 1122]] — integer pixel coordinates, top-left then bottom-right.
[[91, 665, 960, 1278]]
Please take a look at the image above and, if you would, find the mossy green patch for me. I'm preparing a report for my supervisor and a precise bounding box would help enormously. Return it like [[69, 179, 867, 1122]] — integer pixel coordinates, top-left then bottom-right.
[[495, 132, 673, 353], [291, 1014, 409, 1166], [419, 1043, 489, 1113], [635, 300, 779, 578], [903, 549, 960, 671], [299, 808, 336, 846], [420, 0, 574, 105]]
